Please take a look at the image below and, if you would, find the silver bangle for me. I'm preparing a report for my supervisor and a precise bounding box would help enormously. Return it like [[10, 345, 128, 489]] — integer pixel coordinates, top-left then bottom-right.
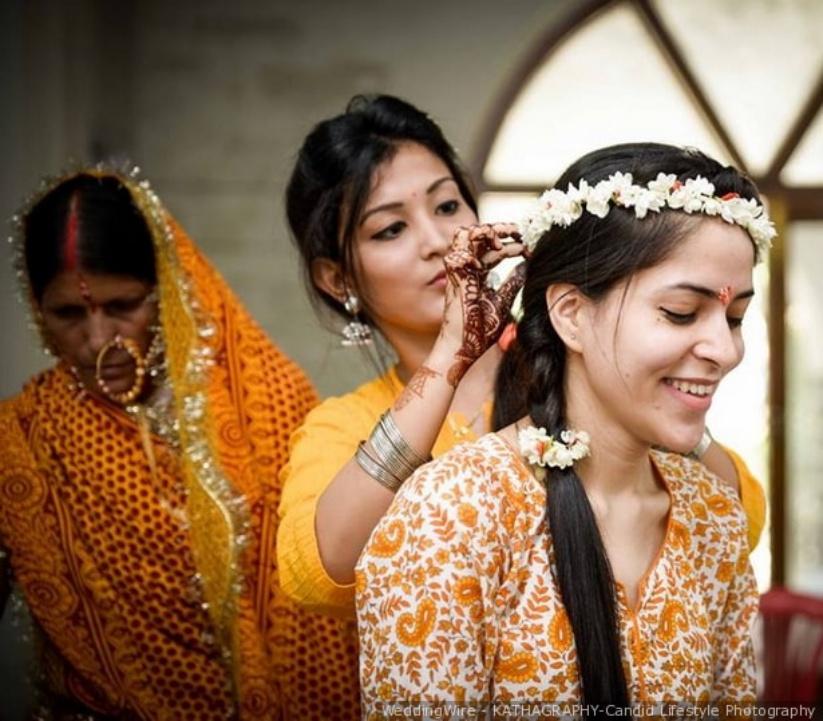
[[353, 411, 434, 492], [377, 411, 431, 468], [369, 420, 419, 479], [691, 428, 713, 459], [355, 441, 405, 492]]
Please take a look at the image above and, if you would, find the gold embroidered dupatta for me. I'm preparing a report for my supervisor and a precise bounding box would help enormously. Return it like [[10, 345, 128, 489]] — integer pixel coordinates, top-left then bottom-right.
[[0, 169, 359, 720]]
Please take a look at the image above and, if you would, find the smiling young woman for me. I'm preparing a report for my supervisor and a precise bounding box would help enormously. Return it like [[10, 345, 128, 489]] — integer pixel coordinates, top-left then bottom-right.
[[356, 142, 770, 709]]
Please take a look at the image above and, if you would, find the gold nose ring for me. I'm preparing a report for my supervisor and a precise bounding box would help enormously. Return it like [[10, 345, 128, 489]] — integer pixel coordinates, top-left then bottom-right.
[[95, 335, 147, 405]]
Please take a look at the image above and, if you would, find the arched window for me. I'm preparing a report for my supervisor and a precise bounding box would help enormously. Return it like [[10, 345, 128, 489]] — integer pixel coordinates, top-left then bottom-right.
[[475, 0, 823, 591]]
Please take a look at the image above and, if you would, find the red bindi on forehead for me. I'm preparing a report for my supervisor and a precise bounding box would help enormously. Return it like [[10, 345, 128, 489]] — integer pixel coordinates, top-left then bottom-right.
[[78, 275, 96, 307], [717, 285, 733, 306]]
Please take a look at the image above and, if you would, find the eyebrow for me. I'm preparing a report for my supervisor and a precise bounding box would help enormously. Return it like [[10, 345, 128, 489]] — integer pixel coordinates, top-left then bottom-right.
[[359, 176, 456, 226], [665, 283, 755, 301], [44, 301, 85, 312]]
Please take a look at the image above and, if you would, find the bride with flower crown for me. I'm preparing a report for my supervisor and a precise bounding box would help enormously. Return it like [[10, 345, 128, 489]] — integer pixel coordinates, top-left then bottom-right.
[[355, 142, 772, 709]]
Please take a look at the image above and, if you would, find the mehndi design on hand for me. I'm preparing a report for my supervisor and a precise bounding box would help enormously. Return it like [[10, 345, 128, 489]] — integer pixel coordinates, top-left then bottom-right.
[[443, 223, 526, 388], [395, 365, 441, 410]]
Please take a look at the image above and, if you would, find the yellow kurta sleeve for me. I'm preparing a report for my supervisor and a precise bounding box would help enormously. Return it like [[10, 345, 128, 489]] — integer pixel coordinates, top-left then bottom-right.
[[277, 368, 489, 617], [722, 445, 767, 552], [276, 376, 394, 616]]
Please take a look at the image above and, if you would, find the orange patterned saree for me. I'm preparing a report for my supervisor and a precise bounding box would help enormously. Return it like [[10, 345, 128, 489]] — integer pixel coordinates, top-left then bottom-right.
[[0, 170, 360, 720]]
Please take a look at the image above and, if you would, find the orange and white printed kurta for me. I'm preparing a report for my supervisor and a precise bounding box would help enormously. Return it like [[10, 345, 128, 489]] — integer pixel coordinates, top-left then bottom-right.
[[355, 434, 757, 713]]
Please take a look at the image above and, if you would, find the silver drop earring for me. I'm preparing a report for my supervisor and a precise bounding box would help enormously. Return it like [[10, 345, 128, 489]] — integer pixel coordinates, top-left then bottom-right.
[[341, 293, 372, 347]]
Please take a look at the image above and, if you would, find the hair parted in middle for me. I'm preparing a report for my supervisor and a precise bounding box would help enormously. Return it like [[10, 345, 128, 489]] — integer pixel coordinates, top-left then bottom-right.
[[492, 142, 762, 706], [24, 173, 156, 303]]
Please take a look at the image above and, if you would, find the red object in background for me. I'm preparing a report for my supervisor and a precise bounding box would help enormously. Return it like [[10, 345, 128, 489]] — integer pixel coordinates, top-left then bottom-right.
[[759, 586, 823, 703], [497, 322, 517, 352]]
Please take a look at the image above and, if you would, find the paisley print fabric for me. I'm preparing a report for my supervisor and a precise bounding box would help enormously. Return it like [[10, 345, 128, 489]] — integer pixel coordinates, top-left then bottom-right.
[[356, 434, 757, 714]]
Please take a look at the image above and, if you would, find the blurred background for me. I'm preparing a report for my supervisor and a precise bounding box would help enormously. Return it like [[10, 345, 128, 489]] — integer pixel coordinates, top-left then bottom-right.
[[1, 0, 821, 716]]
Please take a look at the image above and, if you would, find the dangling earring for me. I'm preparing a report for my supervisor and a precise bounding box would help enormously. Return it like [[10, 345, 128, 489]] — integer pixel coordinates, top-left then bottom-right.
[[341, 293, 372, 347], [145, 325, 166, 379]]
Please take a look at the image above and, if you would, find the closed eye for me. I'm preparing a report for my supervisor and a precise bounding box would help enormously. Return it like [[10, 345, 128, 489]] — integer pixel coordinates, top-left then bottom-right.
[[105, 297, 146, 315], [50, 305, 85, 321], [660, 308, 695, 325]]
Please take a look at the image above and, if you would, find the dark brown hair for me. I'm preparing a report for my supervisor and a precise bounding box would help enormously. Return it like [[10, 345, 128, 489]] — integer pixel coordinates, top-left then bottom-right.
[[493, 142, 761, 705], [24, 174, 155, 301]]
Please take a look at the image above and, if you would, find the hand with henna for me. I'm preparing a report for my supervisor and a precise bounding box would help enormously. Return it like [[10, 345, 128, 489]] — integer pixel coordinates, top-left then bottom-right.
[[439, 223, 527, 387]]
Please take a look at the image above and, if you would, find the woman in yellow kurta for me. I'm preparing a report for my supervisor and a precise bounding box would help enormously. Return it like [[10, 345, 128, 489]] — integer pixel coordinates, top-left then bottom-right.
[[356, 143, 768, 711], [0, 168, 357, 720], [278, 96, 766, 623]]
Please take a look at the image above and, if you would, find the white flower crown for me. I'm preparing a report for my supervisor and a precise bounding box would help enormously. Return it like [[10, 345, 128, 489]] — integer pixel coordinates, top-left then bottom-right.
[[518, 172, 776, 260]]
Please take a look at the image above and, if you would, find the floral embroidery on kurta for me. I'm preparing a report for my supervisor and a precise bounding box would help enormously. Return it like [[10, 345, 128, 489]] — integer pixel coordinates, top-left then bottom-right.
[[356, 434, 757, 714]]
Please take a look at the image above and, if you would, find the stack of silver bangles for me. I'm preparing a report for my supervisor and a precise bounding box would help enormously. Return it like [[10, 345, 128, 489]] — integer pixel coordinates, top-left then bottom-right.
[[355, 410, 432, 492]]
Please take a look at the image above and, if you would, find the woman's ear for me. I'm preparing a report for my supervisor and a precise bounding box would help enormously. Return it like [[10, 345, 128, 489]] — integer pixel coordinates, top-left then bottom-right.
[[545, 283, 586, 352], [311, 258, 347, 304], [35, 307, 59, 356]]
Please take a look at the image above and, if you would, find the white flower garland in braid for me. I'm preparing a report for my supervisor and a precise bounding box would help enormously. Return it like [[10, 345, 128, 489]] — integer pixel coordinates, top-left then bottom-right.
[[519, 426, 591, 472], [519, 172, 776, 260]]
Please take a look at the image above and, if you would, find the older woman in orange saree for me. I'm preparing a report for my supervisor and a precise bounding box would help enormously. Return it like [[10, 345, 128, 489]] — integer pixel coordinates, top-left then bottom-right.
[[0, 167, 358, 720]]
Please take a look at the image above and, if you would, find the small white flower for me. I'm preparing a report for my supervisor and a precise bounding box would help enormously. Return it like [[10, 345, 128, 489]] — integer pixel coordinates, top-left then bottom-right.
[[683, 191, 706, 214], [547, 444, 575, 469], [701, 198, 722, 216], [609, 172, 634, 193], [543, 188, 583, 227], [561, 429, 590, 448], [519, 425, 591, 473], [519, 426, 552, 466], [721, 196, 756, 225], [566, 180, 589, 206], [619, 182, 642, 207], [585, 180, 613, 218], [630, 188, 662, 219], [648, 173, 678, 195], [510, 287, 524, 322], [685, 176, 716, 197], [748, 216, 776, 255], [668, 185, 689, 210]]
